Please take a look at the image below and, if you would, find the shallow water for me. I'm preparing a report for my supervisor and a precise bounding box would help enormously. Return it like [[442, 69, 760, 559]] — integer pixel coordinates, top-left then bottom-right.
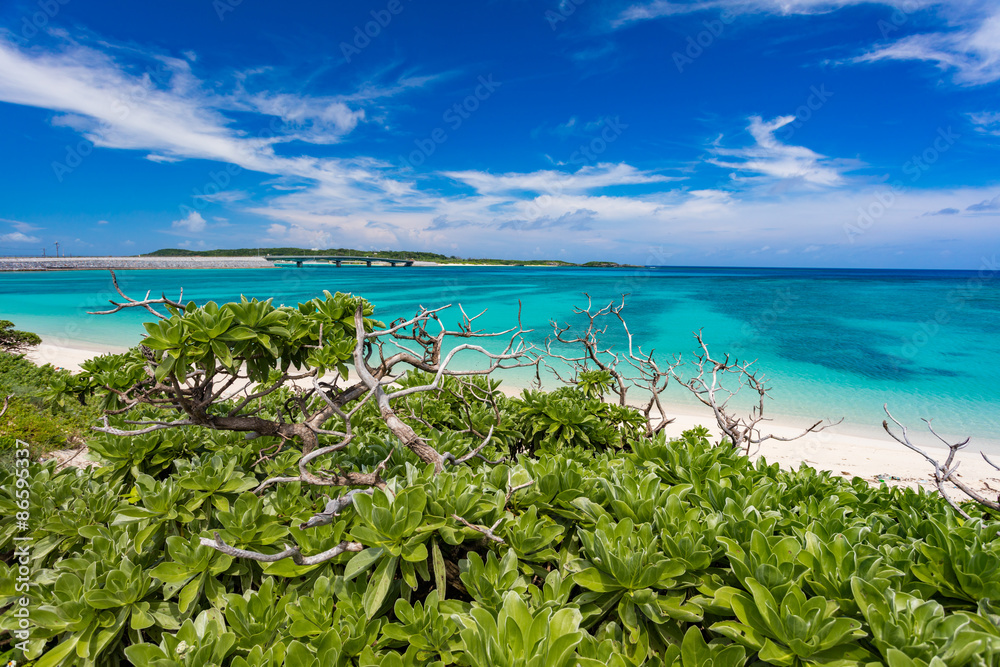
[[2, 265, 998, 447]]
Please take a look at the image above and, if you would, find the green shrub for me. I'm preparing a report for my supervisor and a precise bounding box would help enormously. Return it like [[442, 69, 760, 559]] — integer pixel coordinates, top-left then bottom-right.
[[0, 352, 98, 458], [3, 416, 999, 666], [5, 292, 1000, 667], [0, 319, 41, 354]]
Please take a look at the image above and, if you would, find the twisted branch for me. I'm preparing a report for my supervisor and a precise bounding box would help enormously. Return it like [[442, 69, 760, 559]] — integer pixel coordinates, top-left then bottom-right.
[[883, 405, 999, 518], [199, 531, 364, 565], [88, 270, 184, 320]]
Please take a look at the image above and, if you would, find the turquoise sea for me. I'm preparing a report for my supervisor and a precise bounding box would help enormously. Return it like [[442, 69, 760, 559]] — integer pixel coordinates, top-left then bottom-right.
[[2, 265, 998, 448]]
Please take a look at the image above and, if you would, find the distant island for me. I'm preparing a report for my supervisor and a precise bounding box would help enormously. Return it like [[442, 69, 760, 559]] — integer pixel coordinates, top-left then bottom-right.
[[142, 247, 640, 268]]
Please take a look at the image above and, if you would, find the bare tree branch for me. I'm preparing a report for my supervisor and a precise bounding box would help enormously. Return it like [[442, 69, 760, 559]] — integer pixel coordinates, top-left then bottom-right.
[[298, 488, 374, 529], [199, 531, 364, 565], [88, 270, 184, 320], [541, 294, 683, 438], [673, 331, 841, 453], [883, 405, 999, 517], [451, 514, 505, 544]]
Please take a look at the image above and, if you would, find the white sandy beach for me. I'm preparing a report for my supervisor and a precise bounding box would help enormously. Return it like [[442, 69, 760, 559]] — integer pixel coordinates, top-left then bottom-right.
[[27, 338, 1000, 497]]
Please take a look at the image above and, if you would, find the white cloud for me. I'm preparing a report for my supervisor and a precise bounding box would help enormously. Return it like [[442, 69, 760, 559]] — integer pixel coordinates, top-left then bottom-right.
[[613, 0, 935, 27], [856, 8, 1000, 85], [969, 111, 1000, 135], [171, 211, 207, 234], [0, 34, 414, 209], [0, 218, 41, 233], [443, 163, 678, 196], [0, 219, 42, 244], [236, 91, 364, 144], [1, 232, 41, 243], [238, 180, 1000, 268], [194, 190, 248, 203], [614, 1, 1000, 87], [708, 115, 855, 187], [97, 219, 109, 225]]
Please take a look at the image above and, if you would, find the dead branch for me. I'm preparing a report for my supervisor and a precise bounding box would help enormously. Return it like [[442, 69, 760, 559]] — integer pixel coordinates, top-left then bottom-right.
[[673, 331, 841, 453], [544, 294, 631, 406], [883, 405, 999, 518], [505, 479, 535, 506], [199, 531, 364, 565], [451, 514, 505, 544], [298, 488, 375, 529], [88, 270, 184, 320], [543, 294, 683, 438], [0, 394, 11, 419], [442, 425, 505, 466]]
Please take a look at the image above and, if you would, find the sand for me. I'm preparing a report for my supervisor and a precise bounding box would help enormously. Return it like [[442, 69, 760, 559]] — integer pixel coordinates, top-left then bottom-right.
[[25, 338, 1000, 497]]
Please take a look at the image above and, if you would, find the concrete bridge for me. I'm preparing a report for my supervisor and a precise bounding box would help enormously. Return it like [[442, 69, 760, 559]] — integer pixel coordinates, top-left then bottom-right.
[[264, 255, 414, 268]]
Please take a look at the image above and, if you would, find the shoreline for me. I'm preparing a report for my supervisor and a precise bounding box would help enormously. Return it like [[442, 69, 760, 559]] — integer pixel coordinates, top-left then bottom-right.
[[25, 338, 1000, 495]]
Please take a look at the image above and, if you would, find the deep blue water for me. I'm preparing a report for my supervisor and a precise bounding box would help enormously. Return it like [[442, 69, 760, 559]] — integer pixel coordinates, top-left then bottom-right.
[[1, 265, 998, 445]]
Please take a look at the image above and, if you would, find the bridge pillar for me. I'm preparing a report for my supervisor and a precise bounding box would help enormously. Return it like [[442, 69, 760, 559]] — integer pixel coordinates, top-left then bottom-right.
[[296, 260, 303, 268], [366, 260, 372, 267], [335, 260, 342, 267]]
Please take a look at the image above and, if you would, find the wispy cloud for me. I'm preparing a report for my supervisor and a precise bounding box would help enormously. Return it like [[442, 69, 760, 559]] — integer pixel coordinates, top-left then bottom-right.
[[0, 33, 424, 209], [968, 110, 1000, 135], [0, 219, 44, 245], [613, 1, 1000, 87], [0, 218, 42, 233], [612, 0, 930, 28], [855, 7, 1000, 85], [708, 115, 856, 188], [443, 163, 677, 195], [0, 231, 41, 244]]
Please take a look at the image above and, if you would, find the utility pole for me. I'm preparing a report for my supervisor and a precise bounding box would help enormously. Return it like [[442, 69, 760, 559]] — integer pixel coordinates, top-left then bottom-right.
[[54, 241, 60, 257]]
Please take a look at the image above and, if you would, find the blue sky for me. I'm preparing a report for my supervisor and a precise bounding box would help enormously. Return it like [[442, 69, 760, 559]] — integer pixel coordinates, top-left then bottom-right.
[[0, 0, 998, 268]]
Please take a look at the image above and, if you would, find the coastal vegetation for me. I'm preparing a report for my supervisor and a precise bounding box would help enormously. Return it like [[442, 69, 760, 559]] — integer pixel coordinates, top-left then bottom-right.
[[0, 339, 96, 458], [0, 320, 41, 355], [1, 287, 999, 665]]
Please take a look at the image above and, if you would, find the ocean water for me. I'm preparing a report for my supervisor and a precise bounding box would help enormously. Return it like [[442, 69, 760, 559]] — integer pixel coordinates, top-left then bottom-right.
[[1, 265, 998, 448]]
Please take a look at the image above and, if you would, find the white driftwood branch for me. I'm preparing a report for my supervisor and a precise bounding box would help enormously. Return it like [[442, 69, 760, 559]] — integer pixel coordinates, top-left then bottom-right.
[[883, 405, 999, 518], [199, 531, 364, 565]]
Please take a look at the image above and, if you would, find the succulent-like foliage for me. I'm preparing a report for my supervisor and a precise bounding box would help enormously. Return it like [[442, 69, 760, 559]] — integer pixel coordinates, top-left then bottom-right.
[[4, 288, 1000, 666]]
